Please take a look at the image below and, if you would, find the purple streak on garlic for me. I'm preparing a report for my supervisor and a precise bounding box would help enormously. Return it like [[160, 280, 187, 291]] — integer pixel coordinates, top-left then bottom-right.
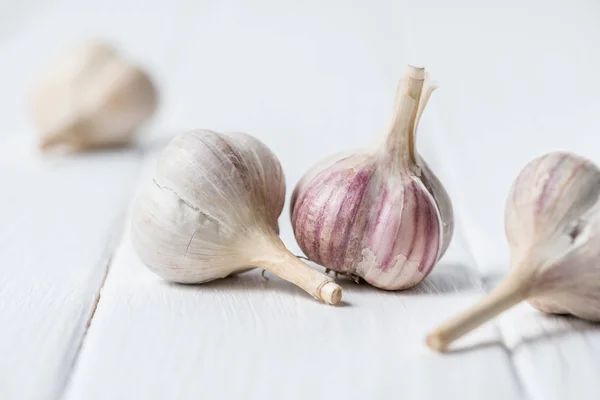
[[290, 65, 453, 290], [506, 152, 600, 320], [131, 130, 342, 305], [427, 152, 600, 352]]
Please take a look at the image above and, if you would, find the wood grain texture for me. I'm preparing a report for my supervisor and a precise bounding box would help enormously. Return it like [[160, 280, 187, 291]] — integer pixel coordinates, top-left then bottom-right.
[[0, 146, 140, 400]]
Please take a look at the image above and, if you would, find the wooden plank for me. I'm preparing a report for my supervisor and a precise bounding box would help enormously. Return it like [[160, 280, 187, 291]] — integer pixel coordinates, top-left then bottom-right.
[[63, 153, 523, 400], [0, 4, 164, 399], [499, 304, 600, 400], [0, 145, 140, 400]]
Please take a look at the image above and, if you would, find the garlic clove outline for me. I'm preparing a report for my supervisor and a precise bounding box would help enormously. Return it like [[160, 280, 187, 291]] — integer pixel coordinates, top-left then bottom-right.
[[31, 40, 158, 152], [131, 129, 342, 305], [427, 151, 600, 352], [290, 65, 454, 290]]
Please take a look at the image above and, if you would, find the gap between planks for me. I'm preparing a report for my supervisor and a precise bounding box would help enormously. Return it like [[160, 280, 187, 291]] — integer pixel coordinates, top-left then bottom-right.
[[422, 113, 532, 400], [55, 149, 149, 400], [55, 219, 123, 400]]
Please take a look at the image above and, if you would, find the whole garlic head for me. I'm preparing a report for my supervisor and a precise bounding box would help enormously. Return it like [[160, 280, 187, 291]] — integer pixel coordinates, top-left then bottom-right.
[[132, 130, 342, 305], [31, 40, 158, 152], [290, 65, 453, 290], [427, 151, 600, 352], [132, 130, 285, 283], [506, 152, 600, 320]]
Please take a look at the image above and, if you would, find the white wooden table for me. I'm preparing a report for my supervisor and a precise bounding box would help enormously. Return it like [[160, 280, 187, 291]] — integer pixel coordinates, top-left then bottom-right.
[[1, 1, 600, 399]]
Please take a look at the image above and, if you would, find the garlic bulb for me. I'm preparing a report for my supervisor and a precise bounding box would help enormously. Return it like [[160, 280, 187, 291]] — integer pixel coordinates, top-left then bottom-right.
[[131, 129, 342, 305], [427, 152, 600, 352], [31, 40, 158, 151], [290, 65, 453, 290]]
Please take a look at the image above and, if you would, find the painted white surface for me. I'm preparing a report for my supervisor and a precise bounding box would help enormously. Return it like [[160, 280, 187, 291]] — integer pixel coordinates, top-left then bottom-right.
[[0, 1, 599, 399], [0, 148, 139, 400], [500, 304, 600, 400]]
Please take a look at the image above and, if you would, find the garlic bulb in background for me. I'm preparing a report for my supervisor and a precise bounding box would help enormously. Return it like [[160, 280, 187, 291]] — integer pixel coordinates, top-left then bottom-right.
[[290, 65, 453, 290], [31, 40, 158, 152], [131, 130, 342, 305], [427, 152, 600, 352]]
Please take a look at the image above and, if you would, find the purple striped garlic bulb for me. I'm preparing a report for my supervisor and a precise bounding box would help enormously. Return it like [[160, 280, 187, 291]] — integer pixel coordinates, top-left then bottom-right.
[[131, 130, 342, 305], [290, 65, 453, 290], [427, 152, 600, 352]]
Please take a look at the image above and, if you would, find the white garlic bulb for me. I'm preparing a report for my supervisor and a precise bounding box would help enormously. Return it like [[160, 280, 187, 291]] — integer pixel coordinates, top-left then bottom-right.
[[427, 152, 600, 351], [31, 40, 158, 151], [131, 129, 342, 305], [290, 65, 453, 290]]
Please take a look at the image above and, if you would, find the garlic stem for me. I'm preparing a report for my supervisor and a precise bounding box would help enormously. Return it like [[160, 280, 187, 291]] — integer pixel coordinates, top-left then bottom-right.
[[37, 118, 79, 150], [426, 273, 530, 351], [250, 233, 342, 305], [385, 65, 425, 167], [39, 124, 130, 151], [414, 78, 438, 135], [39, 131, 68, 150]]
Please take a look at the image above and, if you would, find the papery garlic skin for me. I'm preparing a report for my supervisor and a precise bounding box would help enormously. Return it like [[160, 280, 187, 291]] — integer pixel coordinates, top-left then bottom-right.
[[31, 40, 158, 151], [506, 152, 600, 321], [132, 130, 285, 283], [291, 66, 453, 290], [292, 155, 442, 290], [131, 130, 342, 304], [418, 156, 454, 254]]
